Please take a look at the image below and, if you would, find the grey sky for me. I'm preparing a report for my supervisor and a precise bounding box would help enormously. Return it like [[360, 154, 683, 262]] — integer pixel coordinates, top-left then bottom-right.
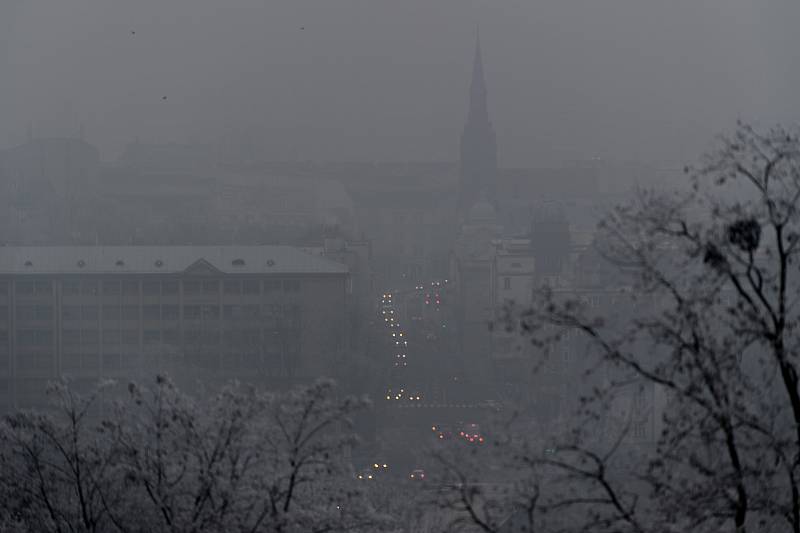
[[2, 0, 798, 167]]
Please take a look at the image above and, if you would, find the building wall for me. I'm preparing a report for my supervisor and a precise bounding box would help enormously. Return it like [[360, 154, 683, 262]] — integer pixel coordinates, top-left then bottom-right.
[[0, 272, 346, 411]]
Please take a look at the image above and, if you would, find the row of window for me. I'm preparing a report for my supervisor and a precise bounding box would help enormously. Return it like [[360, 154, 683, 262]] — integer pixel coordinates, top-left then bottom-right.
[[5, 304, 298, 322], [11, 281, 52, 296], [7, 351, 302, 377], [5, 279, 305, 297], [14, 328, 294, 347], [58, 353, 290, 371]]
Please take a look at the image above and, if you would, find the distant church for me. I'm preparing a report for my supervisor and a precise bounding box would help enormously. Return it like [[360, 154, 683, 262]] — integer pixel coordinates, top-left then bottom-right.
[[458, 30, 498, 218]]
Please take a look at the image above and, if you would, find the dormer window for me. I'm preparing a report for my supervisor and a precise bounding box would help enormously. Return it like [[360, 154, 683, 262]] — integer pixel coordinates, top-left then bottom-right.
[[115, 260, 125, 267], [24, 260, 33, 267], [232, 258, 245, 267], [77, 260, 86, 268], [266, 259, 275, 267], [154, 260, 164, 268]]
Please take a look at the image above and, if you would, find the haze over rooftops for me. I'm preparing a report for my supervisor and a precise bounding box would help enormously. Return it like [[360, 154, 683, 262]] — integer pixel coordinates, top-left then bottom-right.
[[0, 246, 348, 275]]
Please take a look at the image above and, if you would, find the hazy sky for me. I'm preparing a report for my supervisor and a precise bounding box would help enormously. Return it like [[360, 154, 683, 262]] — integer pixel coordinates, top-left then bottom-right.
[[1, 0, 798, 167]]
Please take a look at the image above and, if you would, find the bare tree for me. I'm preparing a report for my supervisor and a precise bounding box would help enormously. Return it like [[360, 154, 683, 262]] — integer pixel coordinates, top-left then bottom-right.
[[433, 123, 800, 533], [0, 380, 130, 532], [0, 376, 390, 533]]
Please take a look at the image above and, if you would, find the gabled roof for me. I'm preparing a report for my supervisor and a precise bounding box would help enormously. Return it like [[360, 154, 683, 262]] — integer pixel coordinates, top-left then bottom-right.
[[0, 246, 348, 275]]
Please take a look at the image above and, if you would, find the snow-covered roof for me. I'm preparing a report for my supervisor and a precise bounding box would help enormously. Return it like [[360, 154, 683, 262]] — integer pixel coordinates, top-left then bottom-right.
[[0, 246, 348, 275]]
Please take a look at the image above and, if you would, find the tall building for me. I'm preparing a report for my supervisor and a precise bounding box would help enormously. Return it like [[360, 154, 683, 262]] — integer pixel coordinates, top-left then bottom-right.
[[459, 30, 498, 216], [450, 198, 503, 376]]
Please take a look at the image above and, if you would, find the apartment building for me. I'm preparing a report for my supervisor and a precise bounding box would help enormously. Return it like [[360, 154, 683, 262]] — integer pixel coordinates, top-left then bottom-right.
[[0, 246, 349, 410]]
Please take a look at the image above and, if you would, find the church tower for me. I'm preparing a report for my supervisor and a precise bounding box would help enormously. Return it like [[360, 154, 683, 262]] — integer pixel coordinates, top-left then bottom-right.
[[459, 29, 498, 215]]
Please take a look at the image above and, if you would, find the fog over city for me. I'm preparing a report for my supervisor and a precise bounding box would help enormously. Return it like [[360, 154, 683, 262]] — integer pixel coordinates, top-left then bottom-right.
[[2, 0, 799, 165], [1, 1, 800, 532]]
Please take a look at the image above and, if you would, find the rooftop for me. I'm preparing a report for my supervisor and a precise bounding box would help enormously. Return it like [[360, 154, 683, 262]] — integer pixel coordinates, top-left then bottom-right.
[[0, 246, 348, 275]]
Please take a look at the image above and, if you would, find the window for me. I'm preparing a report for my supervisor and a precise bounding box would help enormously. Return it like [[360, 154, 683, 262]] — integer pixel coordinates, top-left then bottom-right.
[[161, 305, 179, 320], [35, 281, 51, 295], [103, 329, 120, 344], [35, 306, 52, 320], [203, 281, 219, 294], [243, 280, 260, 295], [162, 281, 179, 295], [16, 305, 36, 321], [121, 306, 139, 320], [35, 330, 53, 346], [62, 281, 80, 296], [225, 305, 258, 320], [102, 305, 120, 320], [162, 329, 179, 345], [201, 305, 220, 320], [183, 281, 201, 295], [62, 329, 81, 345], [632, 421, 647, 439], [503, 277, 511, 290], [283, 280, 301, 293], [82, 305, 98, 321], [222, 330, 237, 345], [16, 330, 35, 346], [103, 282, 121, 295], [81, 281, 98, 296], [263, 281, 281, 292], [143, 281, 160, 295], [82, 330, 99, 346], [634, 391, 647, 411], [143, 330, 161, 344], [183, 329, 202, 343], [16, 282, 34, 295], [122, 281, 139, 295], [224, 281, 241, 295], [143, 305, 160, 320], [184, 305, 201, 319], [121, 330, 138, 345], [511, 262, 522, 268], [243, 329, 260, 344], [202, 330, 220, 345], [0, 282, 7, 296], [285, 306, 302, 328]]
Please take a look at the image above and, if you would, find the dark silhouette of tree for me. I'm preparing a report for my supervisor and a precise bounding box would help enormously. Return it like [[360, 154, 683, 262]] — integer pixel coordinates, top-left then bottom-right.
[[433, 123, 800, 533], [0, 377, 391, 532]]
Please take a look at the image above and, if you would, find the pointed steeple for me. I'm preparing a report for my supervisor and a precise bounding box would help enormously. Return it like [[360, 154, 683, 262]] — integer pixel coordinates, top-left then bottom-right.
[[468, 26, 488, 124], [459, 28, 498, 215]]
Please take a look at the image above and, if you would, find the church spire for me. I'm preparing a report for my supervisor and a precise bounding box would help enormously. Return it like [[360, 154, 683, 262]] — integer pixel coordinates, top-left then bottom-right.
[[459, 28, 498, 215], [469, 26, 488, 123]]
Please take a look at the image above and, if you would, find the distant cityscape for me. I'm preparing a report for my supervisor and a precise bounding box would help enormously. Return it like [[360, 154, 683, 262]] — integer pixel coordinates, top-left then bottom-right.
[[0, 35, 681, 450]]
